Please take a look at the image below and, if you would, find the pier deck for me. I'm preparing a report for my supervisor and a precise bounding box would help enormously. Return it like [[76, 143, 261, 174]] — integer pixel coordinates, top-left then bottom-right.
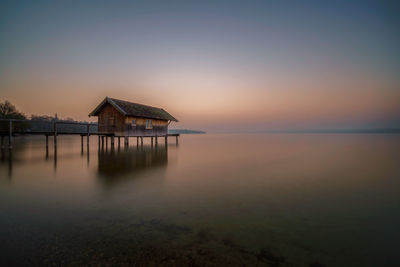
[[0, 119, 179, 149]]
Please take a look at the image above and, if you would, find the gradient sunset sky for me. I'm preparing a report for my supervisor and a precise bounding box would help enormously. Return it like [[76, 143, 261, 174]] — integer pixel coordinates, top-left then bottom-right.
[[1, 0, 399, 132]]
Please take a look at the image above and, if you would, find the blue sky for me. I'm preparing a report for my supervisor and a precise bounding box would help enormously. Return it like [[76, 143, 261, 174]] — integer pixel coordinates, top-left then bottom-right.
[[0, 0, 399, 131]]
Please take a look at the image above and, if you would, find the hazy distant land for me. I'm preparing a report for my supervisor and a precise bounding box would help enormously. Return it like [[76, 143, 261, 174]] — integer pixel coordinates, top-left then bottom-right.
[[252, 128, 400, 134], [169, 129, 206, 134]]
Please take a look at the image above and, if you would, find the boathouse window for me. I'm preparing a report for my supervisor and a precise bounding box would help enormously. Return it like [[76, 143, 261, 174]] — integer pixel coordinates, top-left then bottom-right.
[[145, 119, 152, 129], [131, 119, 136, 126]]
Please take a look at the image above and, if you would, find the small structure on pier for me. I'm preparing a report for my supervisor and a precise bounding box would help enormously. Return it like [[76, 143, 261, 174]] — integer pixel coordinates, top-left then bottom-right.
[[0, 97, 179, 150], [89, 97, 178, 137]]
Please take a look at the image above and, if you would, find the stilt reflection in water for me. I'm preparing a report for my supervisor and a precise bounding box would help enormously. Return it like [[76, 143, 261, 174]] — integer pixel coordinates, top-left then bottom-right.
[[97, 144, 168, 187], [8, 150, 12, 178], [0, 149, 13, 180], [53, 146, 57, 173], [87, 142, 90, 166]]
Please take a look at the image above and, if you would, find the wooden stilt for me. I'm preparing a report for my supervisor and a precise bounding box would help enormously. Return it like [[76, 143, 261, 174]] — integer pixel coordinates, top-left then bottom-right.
[[176, 135, 178, 145], [151, 137, 153, 146], [101, 136, 104, 148], [155, 136, 158, 145], [80, 136, 83, 155], [53, 121, 57, 148], [45, 135, 49, 159], [106, 136, 108, 147], [124, 136, 129, 148], [137, 137, 139, 146], [140, 136, 143, 146], [165, 136, 168, 145], [111, 136, 114, 147], [118, 137, 120, 147], [86, 124, 90, 145]]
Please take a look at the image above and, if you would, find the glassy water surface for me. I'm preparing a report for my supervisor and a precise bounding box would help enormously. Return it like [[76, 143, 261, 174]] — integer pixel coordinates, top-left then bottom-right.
[[0, 134, 399, 266]]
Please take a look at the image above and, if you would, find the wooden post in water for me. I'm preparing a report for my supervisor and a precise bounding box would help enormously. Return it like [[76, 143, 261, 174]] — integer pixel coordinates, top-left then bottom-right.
[[98, 136, 100, 147], [165, 135, 167, 145], [124, 136, 129, 148], [118, 137, 120, 148], [53, 121, 57, 148], [155, 136, 158, 145], [176, 135, 178, 145], [136, 137, 139, 146], [111, 136, 114, 148], [81, 135, 84, 156], [101, 136, 104, 148], [45, 141, 49, 159], [105, 136, 108, 148], [8, 120, 12, 149], [140, 136, 143, 146], [151, 137, 153, 146], [86, 124, 90, 146]]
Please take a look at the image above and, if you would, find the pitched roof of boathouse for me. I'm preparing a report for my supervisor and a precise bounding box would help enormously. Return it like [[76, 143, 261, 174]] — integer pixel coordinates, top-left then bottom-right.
[[89, 97, 178, 122]]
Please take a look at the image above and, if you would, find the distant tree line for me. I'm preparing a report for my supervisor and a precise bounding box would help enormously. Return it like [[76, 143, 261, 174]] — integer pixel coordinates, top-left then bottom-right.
[[0, 100, 26, 120]]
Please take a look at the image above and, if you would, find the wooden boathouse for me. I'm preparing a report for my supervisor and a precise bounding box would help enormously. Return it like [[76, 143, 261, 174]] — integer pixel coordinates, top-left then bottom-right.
[[89, 97, 179, 146], [89, 97, 178, 136]]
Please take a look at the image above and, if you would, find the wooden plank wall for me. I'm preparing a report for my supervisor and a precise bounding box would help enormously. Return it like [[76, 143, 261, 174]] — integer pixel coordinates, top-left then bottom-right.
[[125, 117, 168, 136], [98, 103, 126, 134]]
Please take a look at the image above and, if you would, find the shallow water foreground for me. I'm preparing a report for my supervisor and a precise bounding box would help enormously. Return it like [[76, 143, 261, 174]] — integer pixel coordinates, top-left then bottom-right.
[[0, 134, 399, 266]]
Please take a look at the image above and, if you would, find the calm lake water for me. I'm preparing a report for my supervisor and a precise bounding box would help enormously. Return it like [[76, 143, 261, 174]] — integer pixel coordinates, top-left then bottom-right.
[[0, 134, 399, 266]]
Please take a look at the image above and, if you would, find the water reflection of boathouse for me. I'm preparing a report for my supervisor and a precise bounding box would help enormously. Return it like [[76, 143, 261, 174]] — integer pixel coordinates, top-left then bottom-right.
[[97, 146, 168, 180]]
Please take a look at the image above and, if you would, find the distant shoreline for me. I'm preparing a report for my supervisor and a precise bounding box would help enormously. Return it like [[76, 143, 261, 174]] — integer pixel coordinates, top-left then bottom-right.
[[266, 129, 400, 134], [217, 129, 400, 134], [188, 129, 400, 134], [168, 129, 206, 134]]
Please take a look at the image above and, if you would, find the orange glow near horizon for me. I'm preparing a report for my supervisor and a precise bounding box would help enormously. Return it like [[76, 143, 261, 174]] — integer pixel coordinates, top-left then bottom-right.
[[1, 67, 399, 132]]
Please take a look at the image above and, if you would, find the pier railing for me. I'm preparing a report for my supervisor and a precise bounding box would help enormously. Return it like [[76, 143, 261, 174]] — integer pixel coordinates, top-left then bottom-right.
[[0, 118, 98, 135], [0, 119, 98, 149]]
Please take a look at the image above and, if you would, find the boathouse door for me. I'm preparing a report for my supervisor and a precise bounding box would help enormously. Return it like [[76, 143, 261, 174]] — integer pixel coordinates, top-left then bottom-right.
[[108, 117, 116, 133]]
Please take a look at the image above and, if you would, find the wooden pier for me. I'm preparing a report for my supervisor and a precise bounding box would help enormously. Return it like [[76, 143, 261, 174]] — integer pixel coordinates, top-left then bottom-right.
[[0, 119, 179, 150]]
